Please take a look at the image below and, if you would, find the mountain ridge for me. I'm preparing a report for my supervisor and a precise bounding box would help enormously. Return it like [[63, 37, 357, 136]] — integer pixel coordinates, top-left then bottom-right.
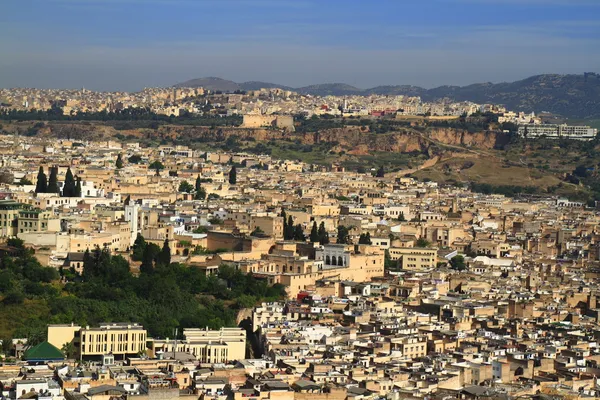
[[174, 73, 600, 119]]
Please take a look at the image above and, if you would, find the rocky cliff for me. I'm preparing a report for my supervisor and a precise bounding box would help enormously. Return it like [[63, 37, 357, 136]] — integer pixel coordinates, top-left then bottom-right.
[[2, 121, 509, 155]]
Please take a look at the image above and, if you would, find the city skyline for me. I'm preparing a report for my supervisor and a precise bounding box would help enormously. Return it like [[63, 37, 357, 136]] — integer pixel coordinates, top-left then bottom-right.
[[1, 0, 599, 91]]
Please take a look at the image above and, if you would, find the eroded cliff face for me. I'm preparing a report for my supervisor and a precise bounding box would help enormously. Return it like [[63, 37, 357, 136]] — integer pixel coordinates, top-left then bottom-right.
[[427, 128, 509, 149], [4, 121, 509, 153]]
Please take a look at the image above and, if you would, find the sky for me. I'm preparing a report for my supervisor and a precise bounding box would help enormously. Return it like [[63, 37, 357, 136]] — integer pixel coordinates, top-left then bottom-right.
[[1, 0, 599, 91]]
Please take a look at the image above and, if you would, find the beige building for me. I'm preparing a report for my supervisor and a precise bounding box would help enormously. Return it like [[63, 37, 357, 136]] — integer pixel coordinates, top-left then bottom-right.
[[18, 208, 60, 234], [152, 327, 246, 363], [250, 215, 284, 238], [47, 323, 147, 359], [0, 200, 22, 237], [388, 247, 437, 270]]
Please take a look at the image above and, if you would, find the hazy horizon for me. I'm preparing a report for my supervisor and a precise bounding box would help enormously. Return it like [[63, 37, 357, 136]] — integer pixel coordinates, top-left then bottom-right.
[[2, 0, 599, 92]]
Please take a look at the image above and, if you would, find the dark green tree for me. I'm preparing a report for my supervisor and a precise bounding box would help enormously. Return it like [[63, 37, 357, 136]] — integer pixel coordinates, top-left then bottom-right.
[[35, 166, 47, 193], [318, 222, 329, 245], [194, 176, 206, 200], [47, 166, 60, 194], [140, 242, 161, 274], [293, 224, 305, 241], [131, 234, 147, 261], [178, 181, 194, 193], [337, 225, 351, 244], [376, 165, 385, 178], [450, 255, 466, 271], [156, 239, 171, 267], [384, 249, 397, 270], [398, 211, 406, 221], [359, 232, 372, 244], [62, 167, 76, 197], [309, 222, 319, 242], [149, 160, 165, 176], [19, 176, 33, 186], [128, 154, 142, 164], [229, 166, 237, 185], [116, 154, 124, 169], [285, 215, 295, 240]]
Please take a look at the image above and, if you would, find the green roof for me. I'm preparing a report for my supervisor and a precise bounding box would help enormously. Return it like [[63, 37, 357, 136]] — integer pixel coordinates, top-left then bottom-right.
[[23, 341, 65, 361]]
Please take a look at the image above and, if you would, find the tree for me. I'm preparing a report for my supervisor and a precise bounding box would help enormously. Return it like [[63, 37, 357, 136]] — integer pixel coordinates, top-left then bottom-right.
[[19, 176, 33, 186], [359, 232, 372, 245], [384, 249, 397, 270], [156, 239, 171, 267], [309, 222, 319, 242], [337, 225, 351, 244], [140, 242, 160, 274], [132, 234, 147, 261], [35, 167, 47, 193], [62, 167, 76, 197], [1, 336, 14, 356], [398, 211, 406, 222], [250, 226, 264, 237], [416, 238, 431, 248], [229, 166, 237, 185], [318, 222, 329, 245], [376, 166, 385, 178], [149, 160, 165, 175], [449, 255, 466, 271], [178, 181, 194, 193], [47, 166, 59, 194], [61, 341, 77, 359], [195, 176, 206, 200], [284, 215, 295, 240], [293, 224, 305, 241], [128, 154, 142, 164], [116, 154, 124, 169]]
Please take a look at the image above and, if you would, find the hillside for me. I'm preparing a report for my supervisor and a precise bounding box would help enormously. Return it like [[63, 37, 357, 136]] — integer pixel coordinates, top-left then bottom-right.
[[173, 73, 600, 118], [3, 117, 599, 201]]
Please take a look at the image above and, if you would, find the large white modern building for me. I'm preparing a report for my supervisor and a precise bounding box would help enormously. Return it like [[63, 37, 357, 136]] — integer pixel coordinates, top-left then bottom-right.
[[518, 124, 597, 140]]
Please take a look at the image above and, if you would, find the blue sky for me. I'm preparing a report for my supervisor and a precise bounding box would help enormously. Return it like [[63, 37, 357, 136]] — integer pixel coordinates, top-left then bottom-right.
[[1, 0, 599, 91]]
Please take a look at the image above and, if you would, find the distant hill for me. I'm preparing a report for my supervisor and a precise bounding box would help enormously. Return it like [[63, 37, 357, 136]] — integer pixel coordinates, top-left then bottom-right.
[[239, 81, 294, 91], [174, 77, 241, 92], [295, 83, 363, 96], [174, 73, 600, 118]]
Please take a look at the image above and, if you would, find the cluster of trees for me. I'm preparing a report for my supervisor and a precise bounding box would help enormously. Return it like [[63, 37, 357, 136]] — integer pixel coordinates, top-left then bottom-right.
[[470, 182, 539, 197], [358, 232, 372, 245], [177, 176, 207, 200], [0, 107, 243, 128], [282, 210, 305, 241], [130, 235, 171, 274], [336, 225, 352, 244], [0, 235, 286, 342], [309, 221, 329, 245], [35, 166, 81, 197]]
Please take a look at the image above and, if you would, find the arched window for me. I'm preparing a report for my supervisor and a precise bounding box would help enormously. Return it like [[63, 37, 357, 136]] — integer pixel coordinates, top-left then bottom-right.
[[325, 256, 330, 265], [331, 257, 337, 266], [338, 256, 344, 266]]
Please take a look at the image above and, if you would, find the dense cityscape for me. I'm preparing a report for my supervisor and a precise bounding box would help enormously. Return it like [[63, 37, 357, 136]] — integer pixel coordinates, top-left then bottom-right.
[[2, 0, 600, 399]]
